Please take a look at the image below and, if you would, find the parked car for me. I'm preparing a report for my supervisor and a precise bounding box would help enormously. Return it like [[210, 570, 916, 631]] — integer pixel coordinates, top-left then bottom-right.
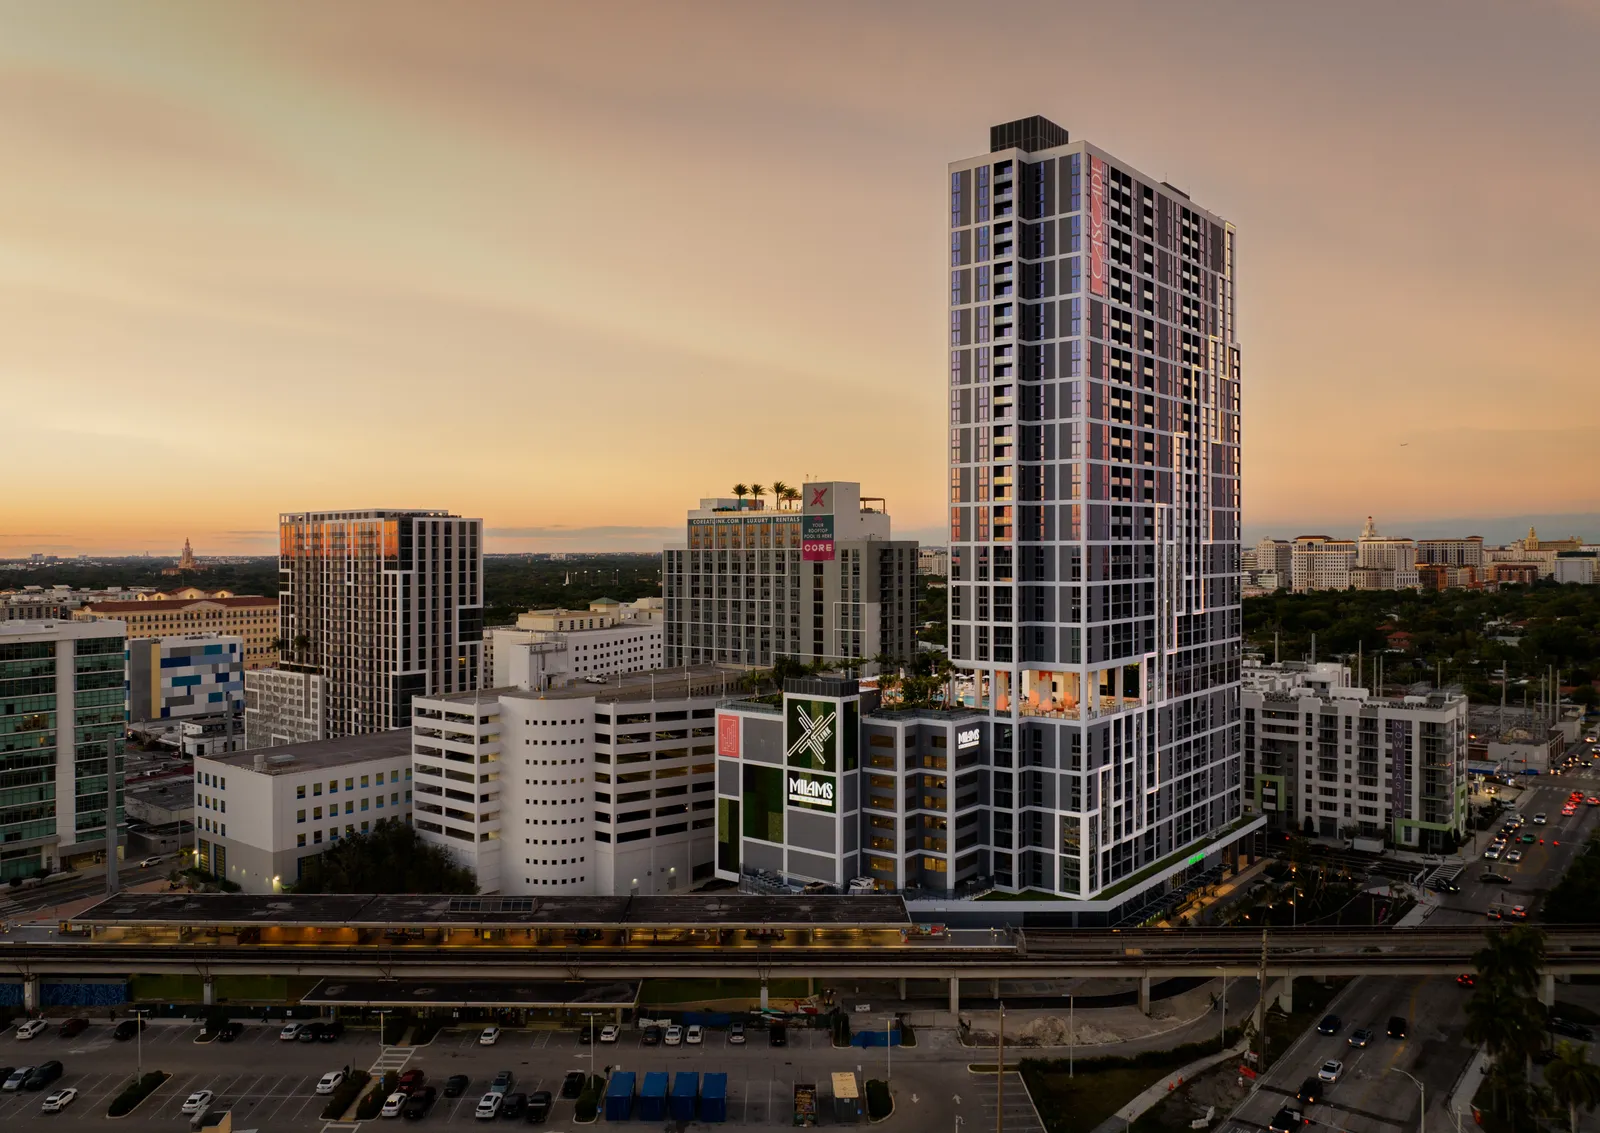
[[1550, 1017, 1594, 1041], [396, 1069, 426, 1095], [57, 1018, 88, 1039], [641, 1026, 663, 1047], [490, 1070, 514, 1095], [475, 1092, 503, 1120], [664, 1025, 682, 1046], [1317, 1060, 1343, 1083], [499, 1091, 527, 1119], [23, 1061, 62, 1091], [560, 1072, 585, 1100], [444, 1075, 471, 1098], [219, 1021, 244, 1042], [526, 1089, 553, 1123], [599, 1024, 619, 1044], [280, 1022, 306, 1041], [686, 1024, 703, 1045], [14, 1020, 46, 1040], [380, 1092, 407, 1118], [729, 1021, 747, 1044], [2, 1067, 30, 1092], [40, 1087, 76, 1113], [1347, 1028, 1374, 1047], [316, 1070, 346, 1095], [318, 1021, 344, 1042], [182, 1090, 215, 1114], [769, 1023, 788, 1047], [1387, 1016, 1409, 1039], [1315, 1014, 1342, 1036], [403, 1086, 438, 1119], [297, 1022, 324, 1042], [480, 1026, 501, 1046]]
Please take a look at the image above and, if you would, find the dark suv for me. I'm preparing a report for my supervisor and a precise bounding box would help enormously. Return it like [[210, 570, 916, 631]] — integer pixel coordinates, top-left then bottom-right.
[[1387, 1016, 1409, 1039], [24, 1061, 63, 1091], [1315, 1014, 1342, 1036]]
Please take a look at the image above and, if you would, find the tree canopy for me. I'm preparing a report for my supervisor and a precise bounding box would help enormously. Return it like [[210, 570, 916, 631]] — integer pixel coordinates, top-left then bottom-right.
[[292, 820, 477, 894]]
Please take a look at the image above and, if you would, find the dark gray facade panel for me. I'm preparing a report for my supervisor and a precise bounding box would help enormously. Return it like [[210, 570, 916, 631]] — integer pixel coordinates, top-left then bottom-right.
[[787, 808, 835, 854], [745, 718, 782, 764], [786, 848, 838, 884]]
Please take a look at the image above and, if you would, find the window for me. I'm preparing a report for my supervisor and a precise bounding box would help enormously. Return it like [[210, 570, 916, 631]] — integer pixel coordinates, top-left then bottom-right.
[[296, 785, 306, 800], [345, 778, 354, 790], [313, 806, 323, 820], [313, 783, 323, 796], [313, 830, 323, 844], [328, 781, 337, 794], [361, 798, 369, 811], [297, 833, 306, 847], [297, 809, 306, 824], [360, 775, 369, 788]]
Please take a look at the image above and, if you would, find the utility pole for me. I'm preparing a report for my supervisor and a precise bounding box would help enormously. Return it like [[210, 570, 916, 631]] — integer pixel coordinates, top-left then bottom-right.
[[996, 1001, 1005, 1133], [1254, 928, 1269, 1075]]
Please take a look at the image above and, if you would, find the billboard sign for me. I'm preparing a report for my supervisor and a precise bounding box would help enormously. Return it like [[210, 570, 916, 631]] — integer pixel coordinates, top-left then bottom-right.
[[787, 770, 837, 813], [956, 726, 981, 751], [802, 513, 835, 562], [786, 698, 838, 772], [717, 713, 740, 758], [1089, 155, 1107, 297]]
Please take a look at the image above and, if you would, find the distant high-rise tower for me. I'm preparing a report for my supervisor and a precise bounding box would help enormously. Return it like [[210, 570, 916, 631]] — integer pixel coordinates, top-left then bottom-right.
[[277, 509, 484, 736], [946, 117, 1246, 900], [178, 538, 197, 571]]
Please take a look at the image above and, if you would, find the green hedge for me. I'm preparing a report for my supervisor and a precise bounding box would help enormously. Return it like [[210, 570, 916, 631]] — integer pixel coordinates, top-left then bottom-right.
[[865, 1078, 892, 1121], [575, 1074, 605, 1122], [355, 1072, 398, 1120], [107, 1071, 171, 1117], [319, 1070, 372, 1120]]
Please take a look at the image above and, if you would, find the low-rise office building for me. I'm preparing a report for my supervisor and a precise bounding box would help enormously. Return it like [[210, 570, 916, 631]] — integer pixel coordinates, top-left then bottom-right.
[[412, 666, 743, 897], [1242, 659, 1468, 850], [243, 667, 327, 750], [1291, 536, 1357, 593], [192, 731, 414, 893], [125, 633, 244, 724], [489, 599, 664, 689], [77, 595, 278, 669]]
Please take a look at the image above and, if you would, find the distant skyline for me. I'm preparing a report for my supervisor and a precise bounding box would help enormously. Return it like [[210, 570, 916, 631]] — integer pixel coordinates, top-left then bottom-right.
[[3, 1, 1597, 556]]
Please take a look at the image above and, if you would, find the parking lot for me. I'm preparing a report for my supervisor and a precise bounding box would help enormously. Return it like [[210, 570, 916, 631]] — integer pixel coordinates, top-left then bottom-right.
[[0, 1018, 1010, 1129]]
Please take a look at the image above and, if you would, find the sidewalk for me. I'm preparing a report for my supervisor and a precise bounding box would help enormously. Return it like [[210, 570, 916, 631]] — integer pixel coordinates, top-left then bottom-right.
[[1090, 1036, 1252, 1133]]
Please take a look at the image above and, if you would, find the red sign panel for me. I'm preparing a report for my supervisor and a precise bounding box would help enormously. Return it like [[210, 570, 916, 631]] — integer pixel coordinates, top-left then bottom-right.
[[717, 713, 740, 758], [1089, 155, 1107, 297]]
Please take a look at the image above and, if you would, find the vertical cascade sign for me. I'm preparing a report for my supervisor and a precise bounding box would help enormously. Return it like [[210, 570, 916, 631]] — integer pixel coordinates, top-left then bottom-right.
[[802, 484, 836, 562], [1089, 155, 1107, 297]]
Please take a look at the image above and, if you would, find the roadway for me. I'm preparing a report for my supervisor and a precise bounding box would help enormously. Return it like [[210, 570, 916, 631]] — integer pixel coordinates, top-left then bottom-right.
[[1228, 764, 1600, 1133]]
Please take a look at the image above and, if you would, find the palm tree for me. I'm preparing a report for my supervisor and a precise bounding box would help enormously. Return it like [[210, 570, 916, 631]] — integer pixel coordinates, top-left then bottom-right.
[[771, 480, 791, 512], [782, 485, 801, 510], [292, 633, 311, 664], [750, 483, 766, 511], [1474, 924, 1547, 995], [732, 484, 749, 508], [1547, 1042, 1600, 1133]]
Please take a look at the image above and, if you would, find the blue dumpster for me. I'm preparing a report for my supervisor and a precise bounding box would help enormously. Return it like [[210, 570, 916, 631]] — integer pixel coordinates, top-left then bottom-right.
[[700, 1072, 728, 1123], [604, 1072, 636, 1121], [670, 1072, 699, 1121], [639, 1072, 669, 1121]]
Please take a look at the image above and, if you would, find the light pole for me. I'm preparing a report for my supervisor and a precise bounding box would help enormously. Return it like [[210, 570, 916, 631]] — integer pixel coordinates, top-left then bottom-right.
[[1389, 1067, 1425, 1133], [134, 1008, 144, 1084], [1217, 967, 1228, 1052], [1067, 994, 1074, 1078], [886, 1013, 892, 1083]]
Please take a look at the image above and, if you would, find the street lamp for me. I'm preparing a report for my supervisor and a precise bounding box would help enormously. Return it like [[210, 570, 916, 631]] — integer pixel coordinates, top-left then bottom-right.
[[1216, 967, 1229, 1052], [1389, 1067, 1425, 1133]]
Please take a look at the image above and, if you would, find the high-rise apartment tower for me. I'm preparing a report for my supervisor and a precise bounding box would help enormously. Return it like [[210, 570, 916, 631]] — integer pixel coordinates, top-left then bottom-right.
[[278, 510, 483, 736], [946, 117, 1245, 898]]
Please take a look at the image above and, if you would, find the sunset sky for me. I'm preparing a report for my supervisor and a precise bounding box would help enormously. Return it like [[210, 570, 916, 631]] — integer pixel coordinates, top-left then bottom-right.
[[3, 0, 1597, 557]]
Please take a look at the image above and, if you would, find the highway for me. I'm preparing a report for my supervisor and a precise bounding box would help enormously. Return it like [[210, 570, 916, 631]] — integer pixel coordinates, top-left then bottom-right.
[[1227, 765, 1600, 1133]]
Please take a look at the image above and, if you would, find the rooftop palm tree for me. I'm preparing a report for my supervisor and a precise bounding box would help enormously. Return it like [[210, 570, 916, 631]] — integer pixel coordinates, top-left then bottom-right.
[[771, 480, 791, 512], [732, 483, 749, 508], [781, 485, 801, 510], [750, 483, 766, 511], [1547, 1041, 1600, 1133]]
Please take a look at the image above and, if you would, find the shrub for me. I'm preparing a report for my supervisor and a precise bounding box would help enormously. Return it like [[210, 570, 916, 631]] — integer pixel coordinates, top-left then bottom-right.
[[319, 1070, 372, 1120], [865, 1078, 892, 1121], [107, 1071, 171, 1117], [575, 1074, 605, 1122], [355, 1072, 398, 1119]]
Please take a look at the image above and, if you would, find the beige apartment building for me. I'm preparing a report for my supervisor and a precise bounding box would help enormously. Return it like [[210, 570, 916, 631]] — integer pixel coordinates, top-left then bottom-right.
[[76, 595, 279, 669]]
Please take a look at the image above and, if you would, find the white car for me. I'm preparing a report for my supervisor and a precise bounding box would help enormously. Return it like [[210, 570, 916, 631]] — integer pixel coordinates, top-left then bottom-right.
[[475, 1092, 502, 1120], [315, 1070, 346, 1095], [280, 1022, 306, 1041], [380, 1091, 407, 1118], [3, 1067, 33, 1091], [728, 1021, 746, 1044], [479, 1026, 500, 1046], [664, 1025, 683, 1046], [599, 1024, 620, 1044], [1484, 845, 1502, 860], [1533, 813, 1548, 825], [1317, 1060, 1343, 1083], [15, 1019, 46, 1040], [686, 1024, 703, 1045], [138, 855, 165, 867], [41, 1087, 77, 1113], [181, 1090, 214, 1115], [1506, 849, 1524, 864]]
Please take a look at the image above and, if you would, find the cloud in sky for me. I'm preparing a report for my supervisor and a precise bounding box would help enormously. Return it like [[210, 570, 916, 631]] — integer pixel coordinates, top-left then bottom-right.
[[1, 0, 1596, 555]]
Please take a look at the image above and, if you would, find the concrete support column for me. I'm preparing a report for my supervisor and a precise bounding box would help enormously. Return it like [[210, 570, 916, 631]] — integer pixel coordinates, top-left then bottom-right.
[[760, 980, 769, 1011], [22, 975, 38, 1013], [897, 978, 907, 1001], [1138, 975, 1152, 1016], [1277, 973, 1295, 1014], [806, 978, 814, 998], [990, 979, 1000, 1001], [1541, 973, 1555, 1007], [203, 977, 215, 1007], [949, 976, 960, 1015]]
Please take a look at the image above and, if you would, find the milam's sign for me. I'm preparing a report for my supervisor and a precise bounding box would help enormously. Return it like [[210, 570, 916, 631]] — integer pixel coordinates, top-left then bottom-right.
[[956, 727, 981, 751], [787, 771, 836, 813]]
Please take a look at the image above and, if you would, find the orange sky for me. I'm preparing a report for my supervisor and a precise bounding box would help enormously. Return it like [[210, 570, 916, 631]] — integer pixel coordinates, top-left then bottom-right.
[[3, 0, 1597, 556]]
